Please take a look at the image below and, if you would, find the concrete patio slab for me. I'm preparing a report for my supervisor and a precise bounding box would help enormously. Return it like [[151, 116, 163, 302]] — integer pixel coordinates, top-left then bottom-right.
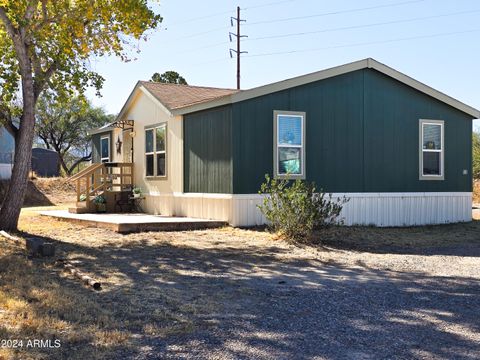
[[39, 210, 227, 233]]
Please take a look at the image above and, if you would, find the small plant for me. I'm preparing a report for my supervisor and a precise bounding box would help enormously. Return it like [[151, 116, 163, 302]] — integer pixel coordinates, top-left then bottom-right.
[[132, 187, 143, 198], [94, 195, 106, 204], [79, 194, 87, 202], [94, 194, 107, 213], [257, 174, 348, 243]]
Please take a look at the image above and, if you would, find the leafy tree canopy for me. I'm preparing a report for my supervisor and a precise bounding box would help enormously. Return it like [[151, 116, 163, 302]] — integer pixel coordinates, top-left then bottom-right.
[[151, 71, 187, 85], [0, 0, 162, 230], [473, 132, 480, 179], [35, 93, 114, 175], [0, 0, 162, 135]]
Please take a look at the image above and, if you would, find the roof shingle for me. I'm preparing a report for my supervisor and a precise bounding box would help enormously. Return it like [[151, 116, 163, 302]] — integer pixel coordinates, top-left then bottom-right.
[[139, 81, 239, 110]]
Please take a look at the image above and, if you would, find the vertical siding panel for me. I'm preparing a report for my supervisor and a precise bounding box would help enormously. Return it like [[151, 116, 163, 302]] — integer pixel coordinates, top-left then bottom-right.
[[184, 106, 233, 193]]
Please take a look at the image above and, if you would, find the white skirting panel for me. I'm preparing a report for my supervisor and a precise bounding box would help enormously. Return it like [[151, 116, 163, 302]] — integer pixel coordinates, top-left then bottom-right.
[[142, 192, 472, 228], [0, 164, 12, 180], [144, 193, 232, 222], [336, 192, 472, 227]]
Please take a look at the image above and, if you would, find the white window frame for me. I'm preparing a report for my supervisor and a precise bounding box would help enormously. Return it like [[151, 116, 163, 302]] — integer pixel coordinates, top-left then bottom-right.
[[145, 123, 167, 179], [419, 119, 444, 181], [273, 110, 306, 179], [100, 135, 110, 163]]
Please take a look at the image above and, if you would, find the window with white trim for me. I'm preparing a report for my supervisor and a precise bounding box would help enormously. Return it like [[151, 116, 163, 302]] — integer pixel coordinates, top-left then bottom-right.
[[274, 111, 305, 178], [419, 119, 444, 180], [100, 135, 110, 163], [145, 124, 166, 177]]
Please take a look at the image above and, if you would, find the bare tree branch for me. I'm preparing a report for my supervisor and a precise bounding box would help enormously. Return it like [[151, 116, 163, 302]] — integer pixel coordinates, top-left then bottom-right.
[[67, 152, 92, 175], [0, 7, 17, 39]]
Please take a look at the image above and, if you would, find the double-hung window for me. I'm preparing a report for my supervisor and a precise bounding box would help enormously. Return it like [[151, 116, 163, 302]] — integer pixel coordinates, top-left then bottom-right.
[[145, 124, 167, 178], [419, 119, 444, 180], [274, 111, 306, 179], [100, 135, 110, 163]]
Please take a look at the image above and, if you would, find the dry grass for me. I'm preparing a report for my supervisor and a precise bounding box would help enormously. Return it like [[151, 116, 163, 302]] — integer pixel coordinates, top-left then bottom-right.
[[474, 180, 480, 204], [0, 177, 75, 208], [1, 201, 479, 359], [0, 232, 130, 359], [313, 221, 480, 251]]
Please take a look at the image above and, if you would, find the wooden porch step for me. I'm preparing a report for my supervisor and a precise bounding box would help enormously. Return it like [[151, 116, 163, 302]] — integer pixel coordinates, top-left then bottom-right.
[[68, 207, 89, 214]]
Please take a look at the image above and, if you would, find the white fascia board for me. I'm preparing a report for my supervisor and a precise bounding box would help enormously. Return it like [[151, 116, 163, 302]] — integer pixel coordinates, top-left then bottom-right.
[[138, 85, 175, 118], [88, 125, 114, 135], [173, 58, 480, 119], [171, 95, 233, 116], [232, 59, 369, 103], [368, 59, 480, 119], [114, 81, 143, 123], [173, 59, 368, 115]]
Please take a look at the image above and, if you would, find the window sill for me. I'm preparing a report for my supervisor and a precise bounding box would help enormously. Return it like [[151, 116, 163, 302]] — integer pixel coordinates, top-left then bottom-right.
[[419, 175, 444, 181], [275, 173, 305, 180], [144, 175, 168, 181]]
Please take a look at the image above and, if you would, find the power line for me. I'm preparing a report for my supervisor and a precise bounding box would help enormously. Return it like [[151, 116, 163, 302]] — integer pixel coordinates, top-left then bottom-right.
[[165, 10, 235, 27], [176, 41, 230, 55], [243, 0, 297, 11], [189, 28, 480, 67], [245, 9, 480, 41], [164, 0, 297, 28], [169, 25, 231, 41], [244, 0, 425, 26], [244, 28, 480, 58]]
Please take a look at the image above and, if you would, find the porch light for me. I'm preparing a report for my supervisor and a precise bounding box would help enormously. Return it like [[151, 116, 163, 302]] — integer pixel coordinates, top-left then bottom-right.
[[116, 136, 123, 154], [129, 131, 136, 138]]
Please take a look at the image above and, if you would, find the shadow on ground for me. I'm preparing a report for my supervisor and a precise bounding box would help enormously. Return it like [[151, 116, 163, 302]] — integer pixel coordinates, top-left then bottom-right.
[[13, 228, 480, 360], [315, 220, 480, 257], [0, 180, 53, 207]]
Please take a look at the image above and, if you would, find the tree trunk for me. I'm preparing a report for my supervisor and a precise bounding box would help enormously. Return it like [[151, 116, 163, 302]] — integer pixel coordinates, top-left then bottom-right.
[[57, 152, 70, 176], [0, 74, 36, 231]]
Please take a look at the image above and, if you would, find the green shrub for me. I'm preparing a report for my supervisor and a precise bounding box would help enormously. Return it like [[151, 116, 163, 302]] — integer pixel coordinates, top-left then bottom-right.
[[473, 132, 480, 179], [257, 174, 348, 242], [93, 195, 106, 204]]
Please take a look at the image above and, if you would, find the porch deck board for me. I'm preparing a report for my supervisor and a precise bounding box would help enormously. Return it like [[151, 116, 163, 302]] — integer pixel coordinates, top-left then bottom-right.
[[39, 210, 227, 233]]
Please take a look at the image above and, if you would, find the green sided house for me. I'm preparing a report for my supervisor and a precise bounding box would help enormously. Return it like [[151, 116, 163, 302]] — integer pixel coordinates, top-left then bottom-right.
[[86, 58, 480, 227]]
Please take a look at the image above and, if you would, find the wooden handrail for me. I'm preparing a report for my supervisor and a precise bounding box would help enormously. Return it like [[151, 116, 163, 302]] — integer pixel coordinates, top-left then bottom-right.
[[71, 162, 134, 212], [69, 163, 104, 182]]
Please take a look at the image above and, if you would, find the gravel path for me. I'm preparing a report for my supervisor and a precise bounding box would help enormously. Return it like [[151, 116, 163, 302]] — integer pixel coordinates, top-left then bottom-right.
[[130, 242, 480, 360], [20, 213, 480, 359]]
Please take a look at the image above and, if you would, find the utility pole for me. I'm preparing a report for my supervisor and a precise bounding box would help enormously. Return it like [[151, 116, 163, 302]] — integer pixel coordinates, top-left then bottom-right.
[[229, 6, 247, 89]]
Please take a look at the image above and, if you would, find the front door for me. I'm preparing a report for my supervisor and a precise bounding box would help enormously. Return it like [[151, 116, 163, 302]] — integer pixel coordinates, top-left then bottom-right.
[[123, 129, 133, 163]]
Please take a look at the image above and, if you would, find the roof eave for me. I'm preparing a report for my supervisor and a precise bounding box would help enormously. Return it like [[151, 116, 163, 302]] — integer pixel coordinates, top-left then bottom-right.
[[171, 95, 234, 116], [88, 125, 115, 136], [173, 58, 480, 119], [367, 58, 480, 119]]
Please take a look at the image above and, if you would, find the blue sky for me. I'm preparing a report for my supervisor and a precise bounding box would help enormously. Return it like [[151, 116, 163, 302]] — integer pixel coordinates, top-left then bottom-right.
[[87, 0, 480, 127]]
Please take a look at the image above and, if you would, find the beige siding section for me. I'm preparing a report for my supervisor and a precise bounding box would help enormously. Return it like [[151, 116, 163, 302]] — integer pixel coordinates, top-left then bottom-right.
[[228, 192, 472, 227], [141, 192, 472, 227], [117, 89, 183, 205], [110, 128, 123, 163]]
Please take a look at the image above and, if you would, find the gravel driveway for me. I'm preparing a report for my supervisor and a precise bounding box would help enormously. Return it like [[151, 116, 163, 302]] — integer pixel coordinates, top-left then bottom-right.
[[23, 215, 479, 360], [130, 240, 479, 360]]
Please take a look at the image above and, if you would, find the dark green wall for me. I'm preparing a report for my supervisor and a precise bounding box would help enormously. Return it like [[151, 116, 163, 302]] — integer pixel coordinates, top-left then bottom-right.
[[232, 70, 366, 194], [363, 69, 472, 192], [91, 131, 111, 163], [183, 106, 233, 193], [183, 68, 473, 194]]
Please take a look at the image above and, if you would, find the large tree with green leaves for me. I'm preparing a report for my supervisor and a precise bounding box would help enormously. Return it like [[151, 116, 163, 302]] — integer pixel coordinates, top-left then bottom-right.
[[36, 94, 114, 175], [473, 131, 480, 179], [0, 1, 161, 230], [151, 70, 187, 85]]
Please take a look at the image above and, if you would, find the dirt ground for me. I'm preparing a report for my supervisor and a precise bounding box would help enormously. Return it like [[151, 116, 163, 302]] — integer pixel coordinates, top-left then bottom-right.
[[474, 180, 480, 204], [0, 177, 75, 207], [0, 206, 479, 359]]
